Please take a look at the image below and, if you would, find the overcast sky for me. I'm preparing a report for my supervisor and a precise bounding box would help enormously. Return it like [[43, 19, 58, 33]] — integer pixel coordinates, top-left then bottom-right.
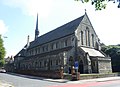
[[0, 0, 120, 57]]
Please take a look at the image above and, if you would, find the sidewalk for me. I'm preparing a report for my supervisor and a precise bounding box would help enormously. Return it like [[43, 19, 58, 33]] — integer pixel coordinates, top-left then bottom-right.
[[10, 73, 120, 83], [67, 76, 120, 84], [43, 76, 120, 83]]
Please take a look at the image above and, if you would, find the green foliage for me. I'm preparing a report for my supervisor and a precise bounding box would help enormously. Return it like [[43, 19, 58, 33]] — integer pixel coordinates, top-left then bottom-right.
[[101, 45, 120, 56], [0, 35, 6, 67], [75, 0, 120, 10], [0, 59, 5, 67]]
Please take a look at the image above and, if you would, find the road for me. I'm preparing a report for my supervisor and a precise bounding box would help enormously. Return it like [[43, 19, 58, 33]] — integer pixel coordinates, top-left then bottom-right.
[[0, 73, 65, 87], [0, 73, 120, 87]]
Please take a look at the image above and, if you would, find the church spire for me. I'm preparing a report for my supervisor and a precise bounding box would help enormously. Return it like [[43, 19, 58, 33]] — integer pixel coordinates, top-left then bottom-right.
[[35, 13, 39, 40]]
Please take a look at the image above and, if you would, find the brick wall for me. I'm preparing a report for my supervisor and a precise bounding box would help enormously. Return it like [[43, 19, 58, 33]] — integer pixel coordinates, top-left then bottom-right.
[[15, 70, 63, 79]]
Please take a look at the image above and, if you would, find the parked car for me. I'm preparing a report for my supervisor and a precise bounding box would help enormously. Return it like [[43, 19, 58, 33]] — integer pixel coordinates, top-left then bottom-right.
[[0, 67, 6, 73]]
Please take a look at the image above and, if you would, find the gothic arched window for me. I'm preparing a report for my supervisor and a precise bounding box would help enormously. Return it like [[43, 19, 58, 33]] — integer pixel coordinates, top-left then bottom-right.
[[86, 27, 90, 46], [81, 31, 84, 45], [92, 34, 94, 47], [85, 29, 87, 46], [88, 30, 90, 46]]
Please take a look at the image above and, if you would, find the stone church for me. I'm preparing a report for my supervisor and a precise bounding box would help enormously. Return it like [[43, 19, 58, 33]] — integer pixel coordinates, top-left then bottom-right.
[[14, 12, 112, 77]]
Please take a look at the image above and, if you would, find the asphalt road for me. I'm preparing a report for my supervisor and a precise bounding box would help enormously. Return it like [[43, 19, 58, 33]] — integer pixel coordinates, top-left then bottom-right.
[[0, 73, 65, 87], [0, 73, 120, 87]]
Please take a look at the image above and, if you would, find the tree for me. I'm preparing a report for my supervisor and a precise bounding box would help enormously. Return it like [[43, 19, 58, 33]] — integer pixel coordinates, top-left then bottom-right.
[[0, 35, 6, 67], [75, 0, 120, 10], [101, 45, 120, 72]]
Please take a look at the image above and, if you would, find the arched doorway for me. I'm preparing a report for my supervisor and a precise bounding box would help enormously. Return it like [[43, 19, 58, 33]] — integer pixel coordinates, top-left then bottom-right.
[[78, 60, 84, 74]]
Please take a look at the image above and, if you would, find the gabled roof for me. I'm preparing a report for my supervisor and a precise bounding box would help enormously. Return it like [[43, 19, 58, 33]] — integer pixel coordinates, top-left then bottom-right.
[[29, 15, 84, 49]]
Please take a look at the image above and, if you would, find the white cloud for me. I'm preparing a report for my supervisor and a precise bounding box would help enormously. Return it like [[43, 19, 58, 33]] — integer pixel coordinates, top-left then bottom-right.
[[0, 20, 8, 35], [2, 0, 53, 18]]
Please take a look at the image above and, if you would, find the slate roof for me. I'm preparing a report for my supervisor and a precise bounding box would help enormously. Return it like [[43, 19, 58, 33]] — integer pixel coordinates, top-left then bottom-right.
[[29, 15, 85, 49], [14, 47, 26, 57]]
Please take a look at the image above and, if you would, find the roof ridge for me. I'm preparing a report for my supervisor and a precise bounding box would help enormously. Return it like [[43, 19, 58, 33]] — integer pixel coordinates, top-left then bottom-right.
[[29, 14, 85, 48], [37, 15, 84, 39]]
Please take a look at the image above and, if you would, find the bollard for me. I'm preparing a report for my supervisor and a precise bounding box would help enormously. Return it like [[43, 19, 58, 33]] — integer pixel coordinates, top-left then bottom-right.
[[71, 66, 75, 75], [60, 67, 64, 79]]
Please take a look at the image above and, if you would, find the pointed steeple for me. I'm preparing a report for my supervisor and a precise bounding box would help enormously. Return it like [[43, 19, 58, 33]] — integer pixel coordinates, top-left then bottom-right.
[[35, 13, 39, 40]]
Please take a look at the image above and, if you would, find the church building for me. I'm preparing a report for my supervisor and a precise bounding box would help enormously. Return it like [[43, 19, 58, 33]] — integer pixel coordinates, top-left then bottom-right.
[[14, 12, 112, 78]]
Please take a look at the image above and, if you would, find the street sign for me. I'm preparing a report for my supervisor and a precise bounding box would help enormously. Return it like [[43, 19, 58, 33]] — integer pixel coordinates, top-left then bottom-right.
[[74, 61, 79, 69]]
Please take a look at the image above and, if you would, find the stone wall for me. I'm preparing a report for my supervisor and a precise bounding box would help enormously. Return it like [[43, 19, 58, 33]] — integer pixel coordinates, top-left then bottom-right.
[[64, 73, 118, 80], [98, 58, 112, 73], [75, 14, 100, 49]]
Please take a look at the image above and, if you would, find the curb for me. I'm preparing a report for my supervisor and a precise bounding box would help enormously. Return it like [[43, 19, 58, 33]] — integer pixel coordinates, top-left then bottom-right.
[[43, 79, 69, 83]]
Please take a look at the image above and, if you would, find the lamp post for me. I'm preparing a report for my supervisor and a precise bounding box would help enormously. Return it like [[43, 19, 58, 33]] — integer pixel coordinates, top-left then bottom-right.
[[74, 36, 80, 80]]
